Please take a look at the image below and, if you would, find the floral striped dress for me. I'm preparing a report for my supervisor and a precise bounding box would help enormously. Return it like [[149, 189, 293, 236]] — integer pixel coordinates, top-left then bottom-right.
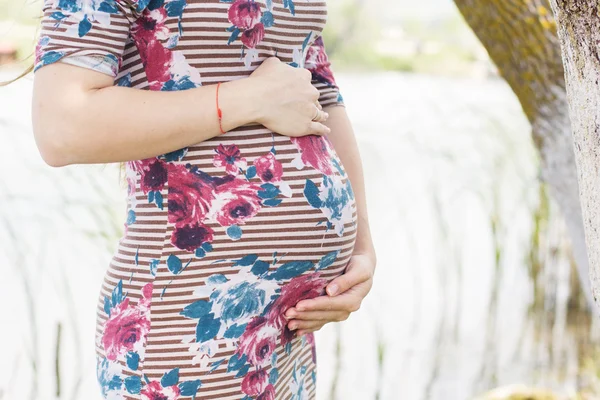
[[34, 1, 357, 399]]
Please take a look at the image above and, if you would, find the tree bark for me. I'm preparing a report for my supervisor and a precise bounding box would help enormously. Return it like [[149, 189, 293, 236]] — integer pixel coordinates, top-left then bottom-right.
[[454, 0, 593, 309], [548, 0, 600, 308]]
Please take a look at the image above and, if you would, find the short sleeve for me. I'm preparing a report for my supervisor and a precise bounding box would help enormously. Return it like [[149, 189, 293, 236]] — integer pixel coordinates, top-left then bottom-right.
[[304, 36, 344, 108], [33, 0, 137, 77]]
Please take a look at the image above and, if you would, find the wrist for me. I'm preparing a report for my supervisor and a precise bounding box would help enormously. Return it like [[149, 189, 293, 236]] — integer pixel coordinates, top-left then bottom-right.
[[219, 78, 264, 129]]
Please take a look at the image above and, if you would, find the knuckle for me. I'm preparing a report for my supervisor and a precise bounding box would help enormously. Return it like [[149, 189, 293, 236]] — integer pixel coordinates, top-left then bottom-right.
[[311, 87, 320, 100], [302, 68, 312, 79]]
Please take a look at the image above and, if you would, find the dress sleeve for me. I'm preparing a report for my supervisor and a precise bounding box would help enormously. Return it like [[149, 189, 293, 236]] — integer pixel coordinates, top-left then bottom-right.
[[33, 0, 138, 77], [304, 35, 344, 108]]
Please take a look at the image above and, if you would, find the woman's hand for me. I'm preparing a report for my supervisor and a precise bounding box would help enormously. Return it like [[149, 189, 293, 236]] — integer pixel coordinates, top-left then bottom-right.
[[283, 253, 376, 336], [248, 56, 330, 137]]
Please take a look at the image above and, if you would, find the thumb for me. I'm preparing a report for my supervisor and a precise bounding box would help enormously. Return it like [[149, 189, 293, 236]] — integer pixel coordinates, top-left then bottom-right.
[[325, 261, 361, 297]]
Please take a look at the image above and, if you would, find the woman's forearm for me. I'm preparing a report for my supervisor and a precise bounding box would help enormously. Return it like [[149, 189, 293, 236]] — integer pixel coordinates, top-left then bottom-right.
[[32, 63, 259, 167], [324, 105, 377, 265]]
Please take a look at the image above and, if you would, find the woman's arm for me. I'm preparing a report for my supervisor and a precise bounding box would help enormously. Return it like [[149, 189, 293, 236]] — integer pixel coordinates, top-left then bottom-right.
[[33, 57, 330, 167], [33, 63, 252, 167], [324, 105, 376, 265]]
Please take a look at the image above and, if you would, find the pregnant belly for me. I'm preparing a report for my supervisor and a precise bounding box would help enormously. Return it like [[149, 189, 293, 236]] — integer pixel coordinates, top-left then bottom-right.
[[124, 126, 357, 279], [98, 127, 356, 377]]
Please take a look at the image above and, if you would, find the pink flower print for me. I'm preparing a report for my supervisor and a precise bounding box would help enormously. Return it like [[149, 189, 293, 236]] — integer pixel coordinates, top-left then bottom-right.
[[241, 367, 269, 397], [167, 164, 215, 227], [128, 157, 158, 175], [228, 0, 262, 29], [290, 136, 334, 175], [254, 152, 283, 183], [213, 144, 247, 176], [102, 283, 153, 361], [139, 159, 168, 194], [237, 316, 279, 367], [145, 41, 175, 90], [141, 381, 181, 400], [257, 384, 276, 400], [305, 36, 336, 86], [266, 274, 327, 338], [209, 178, 263, 226], [171, 222, 214, 252], [241, 23, 265, 49], [131, 8, 172, 90]]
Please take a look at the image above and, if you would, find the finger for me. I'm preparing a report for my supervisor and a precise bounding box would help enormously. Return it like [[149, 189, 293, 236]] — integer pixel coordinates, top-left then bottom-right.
[[285, 309, 348, 321], [287, 319, 325, 331], [315, 101, 323, 110], [295, 293, 359, 312], [299, 67, 312, 81], [326, 262, 370, 297], [307, 121, 330, 136], [311, 108, 329, 123]]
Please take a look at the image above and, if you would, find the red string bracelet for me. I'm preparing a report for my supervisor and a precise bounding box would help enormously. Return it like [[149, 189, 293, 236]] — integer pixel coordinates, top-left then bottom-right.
[[216, 82, 226, 135]]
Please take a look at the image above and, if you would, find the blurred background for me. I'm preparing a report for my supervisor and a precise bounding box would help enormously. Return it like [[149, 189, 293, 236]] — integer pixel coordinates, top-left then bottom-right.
[[2, 0, 599, 399]]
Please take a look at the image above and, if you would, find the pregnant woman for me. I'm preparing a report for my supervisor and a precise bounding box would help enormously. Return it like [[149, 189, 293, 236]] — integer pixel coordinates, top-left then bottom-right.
[[31, 0, 376, 398]]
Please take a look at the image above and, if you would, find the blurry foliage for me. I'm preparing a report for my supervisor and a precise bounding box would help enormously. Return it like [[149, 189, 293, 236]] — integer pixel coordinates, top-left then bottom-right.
[[0, 0, 41, 65], [321, 0, 489, 75]]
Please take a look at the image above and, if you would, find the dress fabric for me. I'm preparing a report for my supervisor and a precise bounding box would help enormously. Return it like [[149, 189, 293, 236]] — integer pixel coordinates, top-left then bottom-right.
[[34, 1, 356, 399]]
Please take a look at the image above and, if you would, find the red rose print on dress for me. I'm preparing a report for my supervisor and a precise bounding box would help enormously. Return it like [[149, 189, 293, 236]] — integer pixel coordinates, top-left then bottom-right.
[[290, 136, 335, 175], [241, 367, 269, 396], [241, 23, 265, 48], [127, 158, 169, 193], [254, 151, 283, 183], [228, 0, 262, 29], [305, 36, 337, 86], [131, 8, 172, 89], [236, 316, 279, 367], [102, 282, 153, 361], [227, 0, 266, 49], [132, 7, 201, 91], [213, 144, 248, 176], [141, 380, 181, 400], [257, 384, 276, 400], [140, 159, 169, 194], [266, 273, 328, 344], [168, 163, 216, 227], [209, 177, 263, 226], [171, 221, 214, 252]]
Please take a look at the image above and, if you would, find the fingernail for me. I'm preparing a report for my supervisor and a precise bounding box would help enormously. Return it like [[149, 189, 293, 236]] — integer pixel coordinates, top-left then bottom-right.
[[285, 310, 296, 319], [289, 323, 297, 330], [328, 284, 338, 296], [324, 112, 329, 119]]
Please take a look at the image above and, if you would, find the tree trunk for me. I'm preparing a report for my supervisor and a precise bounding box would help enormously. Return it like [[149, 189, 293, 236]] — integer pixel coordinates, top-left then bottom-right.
[[548, 0, 600, 308], [454, 0, 594, 309]]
